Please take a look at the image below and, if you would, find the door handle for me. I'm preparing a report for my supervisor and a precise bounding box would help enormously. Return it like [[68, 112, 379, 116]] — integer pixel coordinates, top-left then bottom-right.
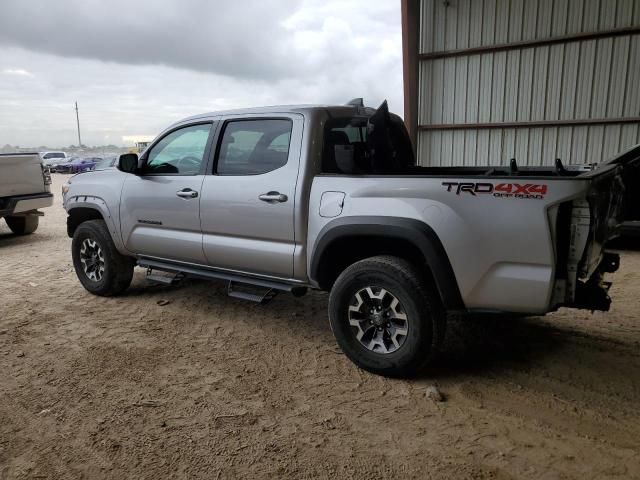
[[259, 191, 288, 203], [176, 188, 198, 199]]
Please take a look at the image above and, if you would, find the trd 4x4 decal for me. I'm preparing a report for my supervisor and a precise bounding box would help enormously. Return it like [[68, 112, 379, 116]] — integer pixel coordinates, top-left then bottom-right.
[[442, 182, 548, 199]]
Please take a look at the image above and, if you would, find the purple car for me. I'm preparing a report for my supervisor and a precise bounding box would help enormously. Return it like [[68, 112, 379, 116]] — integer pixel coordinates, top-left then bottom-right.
[[54, 157, 100, 174]]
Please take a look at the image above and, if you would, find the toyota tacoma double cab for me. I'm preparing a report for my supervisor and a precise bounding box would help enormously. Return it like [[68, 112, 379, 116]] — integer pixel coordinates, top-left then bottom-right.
[[1, 153, 53, 234], [62, 100, 639, 376]]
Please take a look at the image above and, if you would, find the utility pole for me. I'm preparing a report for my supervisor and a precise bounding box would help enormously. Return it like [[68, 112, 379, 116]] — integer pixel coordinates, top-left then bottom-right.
[[75, 101, 82, 147]]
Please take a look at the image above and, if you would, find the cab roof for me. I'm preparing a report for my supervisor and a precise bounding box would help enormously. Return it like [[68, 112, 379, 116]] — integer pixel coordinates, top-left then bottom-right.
[[178, 104, 375, 124]]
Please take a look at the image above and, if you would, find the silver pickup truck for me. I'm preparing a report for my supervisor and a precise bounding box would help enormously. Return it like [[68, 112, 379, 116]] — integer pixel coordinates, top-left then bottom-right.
[[62, 101, 639, 376], [1, 153, 53, 234]]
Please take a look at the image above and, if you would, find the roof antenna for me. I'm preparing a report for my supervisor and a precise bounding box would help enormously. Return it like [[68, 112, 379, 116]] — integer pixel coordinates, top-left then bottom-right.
[[346, 98, 364, 107]]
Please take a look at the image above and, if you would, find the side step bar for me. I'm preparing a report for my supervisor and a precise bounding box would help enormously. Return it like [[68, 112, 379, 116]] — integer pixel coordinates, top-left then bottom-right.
[[145, 268, 184, 286], [137, 258, 299, 292], [227, 282, 277, 304]]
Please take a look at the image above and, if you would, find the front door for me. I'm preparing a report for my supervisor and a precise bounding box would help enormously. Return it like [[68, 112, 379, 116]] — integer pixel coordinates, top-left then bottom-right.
[[200, 115, 302, 278], [119, 122, 214, 264]]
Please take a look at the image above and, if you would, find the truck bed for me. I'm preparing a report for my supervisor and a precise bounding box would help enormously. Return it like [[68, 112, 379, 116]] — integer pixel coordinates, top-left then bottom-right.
[[310, 144, 640, 314]]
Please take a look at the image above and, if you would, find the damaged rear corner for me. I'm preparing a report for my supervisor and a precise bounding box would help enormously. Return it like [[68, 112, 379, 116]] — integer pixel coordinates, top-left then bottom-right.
[[550, 147, 640, 312]]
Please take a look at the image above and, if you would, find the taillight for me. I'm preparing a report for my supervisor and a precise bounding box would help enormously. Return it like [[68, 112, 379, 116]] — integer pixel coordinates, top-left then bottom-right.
[[41, 163, 52, 185]]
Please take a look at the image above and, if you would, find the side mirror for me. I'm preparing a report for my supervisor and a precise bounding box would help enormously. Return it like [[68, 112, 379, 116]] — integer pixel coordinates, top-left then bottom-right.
[[118, 153, 139, 174]]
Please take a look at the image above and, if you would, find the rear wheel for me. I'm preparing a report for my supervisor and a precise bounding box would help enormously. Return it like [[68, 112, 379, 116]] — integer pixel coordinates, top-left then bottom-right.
[[5, 215, 39, 235], [328, 255, 445, 377], [72, 220, 134, 296]]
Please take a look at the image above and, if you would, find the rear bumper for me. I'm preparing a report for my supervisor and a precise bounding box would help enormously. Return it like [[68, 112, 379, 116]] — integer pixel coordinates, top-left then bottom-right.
[[0, 192, 54, 217]]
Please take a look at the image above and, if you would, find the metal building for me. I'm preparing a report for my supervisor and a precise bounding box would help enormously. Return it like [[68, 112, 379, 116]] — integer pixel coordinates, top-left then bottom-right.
[[401, 0, 640, 166]]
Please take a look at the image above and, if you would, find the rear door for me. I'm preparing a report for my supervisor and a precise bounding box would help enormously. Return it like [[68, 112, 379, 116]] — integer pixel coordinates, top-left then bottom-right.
[[200, 114, 303, 278], [119, 122, 215, 264]]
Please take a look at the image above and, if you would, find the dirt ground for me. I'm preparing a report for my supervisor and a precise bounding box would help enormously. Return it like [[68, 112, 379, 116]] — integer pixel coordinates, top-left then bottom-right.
[[1, 174, 639, 479]]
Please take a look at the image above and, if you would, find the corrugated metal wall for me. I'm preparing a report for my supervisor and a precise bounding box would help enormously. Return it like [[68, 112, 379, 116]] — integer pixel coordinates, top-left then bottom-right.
[[416, 0, 640, 166]]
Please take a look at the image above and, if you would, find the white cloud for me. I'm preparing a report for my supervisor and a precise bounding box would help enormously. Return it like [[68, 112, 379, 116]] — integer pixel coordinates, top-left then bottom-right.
[[0, 0, 402, 147], [2, 68, 33, 77]]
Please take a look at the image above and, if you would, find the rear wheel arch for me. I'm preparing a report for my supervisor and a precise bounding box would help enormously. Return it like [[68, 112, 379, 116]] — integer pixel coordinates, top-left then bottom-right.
[[310, 216, 464, 311]]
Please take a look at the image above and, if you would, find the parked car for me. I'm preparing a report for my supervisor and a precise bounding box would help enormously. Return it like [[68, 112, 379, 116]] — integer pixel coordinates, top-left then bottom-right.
[[50, 156, 77, 172], [1, 153, 53, 234], [55, 157, 100, 174], [62, 101, 639, 377], [40, 151, 67, 170]]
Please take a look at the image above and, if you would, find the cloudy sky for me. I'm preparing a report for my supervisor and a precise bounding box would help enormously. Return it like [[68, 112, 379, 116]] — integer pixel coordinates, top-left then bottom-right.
[[0, 0, 402, 147]]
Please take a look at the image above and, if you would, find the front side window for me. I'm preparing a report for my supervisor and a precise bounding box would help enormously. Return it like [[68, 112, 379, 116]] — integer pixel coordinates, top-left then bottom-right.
[[216, 119, 292, 175], [144, 124, 211, 175]]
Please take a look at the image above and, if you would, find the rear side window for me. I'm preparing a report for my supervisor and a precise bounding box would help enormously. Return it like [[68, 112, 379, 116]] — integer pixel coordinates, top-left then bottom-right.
[[216, 119, 292, 175]]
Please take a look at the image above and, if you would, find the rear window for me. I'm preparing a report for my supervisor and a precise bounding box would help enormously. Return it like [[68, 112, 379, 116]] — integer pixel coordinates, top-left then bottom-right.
[[322, 109, 415, 174], [43, 152, 65, 159], [322, 117, 369, 174]]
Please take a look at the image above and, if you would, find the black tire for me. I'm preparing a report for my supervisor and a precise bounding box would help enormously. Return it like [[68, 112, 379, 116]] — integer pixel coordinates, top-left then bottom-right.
[[328, 255, 446, 377], [5, 215, 39, 235], [72, 220, 134, 296]]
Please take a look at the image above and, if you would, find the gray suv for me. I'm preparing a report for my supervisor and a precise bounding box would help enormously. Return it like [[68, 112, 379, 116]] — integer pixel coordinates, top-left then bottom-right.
[[63, 101, 639, 376]]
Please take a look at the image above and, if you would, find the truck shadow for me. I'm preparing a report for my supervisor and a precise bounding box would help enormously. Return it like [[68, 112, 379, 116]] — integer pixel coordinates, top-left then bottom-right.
[[0, 231, 54, 248], [122, 274, 640, 391], [430, 314, 569, 376], [426, 313, 640, 387]]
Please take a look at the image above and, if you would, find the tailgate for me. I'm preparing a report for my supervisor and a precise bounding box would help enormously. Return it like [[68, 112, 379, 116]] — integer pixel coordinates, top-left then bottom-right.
[[0, 153, 48, 198]]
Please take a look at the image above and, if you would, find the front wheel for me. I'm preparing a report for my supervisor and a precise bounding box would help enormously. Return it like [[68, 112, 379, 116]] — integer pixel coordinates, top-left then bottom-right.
[[5, 215, 39, 235], [72, 220, 134, 296], [328, 255, 446, 377]]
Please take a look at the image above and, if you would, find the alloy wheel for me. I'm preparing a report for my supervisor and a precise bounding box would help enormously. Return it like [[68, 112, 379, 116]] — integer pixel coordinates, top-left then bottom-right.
[[79, 238, 105, 282], [347, 286, 409, 354]]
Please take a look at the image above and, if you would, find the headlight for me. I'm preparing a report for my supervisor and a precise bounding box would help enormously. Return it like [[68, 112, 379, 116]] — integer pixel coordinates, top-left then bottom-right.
[[62, 183, 70, 196]]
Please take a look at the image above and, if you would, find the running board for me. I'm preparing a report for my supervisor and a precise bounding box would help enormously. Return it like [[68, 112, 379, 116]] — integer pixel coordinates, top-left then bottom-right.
[[137, 258, 298, 292]]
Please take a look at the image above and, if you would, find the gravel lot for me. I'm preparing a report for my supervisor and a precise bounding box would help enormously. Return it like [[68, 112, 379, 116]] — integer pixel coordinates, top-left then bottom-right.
[[1, 174, 639, 479]]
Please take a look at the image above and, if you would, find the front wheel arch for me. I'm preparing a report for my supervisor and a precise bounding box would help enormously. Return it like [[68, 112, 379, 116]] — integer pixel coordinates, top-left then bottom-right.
[[67, 207, 104, 238]]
